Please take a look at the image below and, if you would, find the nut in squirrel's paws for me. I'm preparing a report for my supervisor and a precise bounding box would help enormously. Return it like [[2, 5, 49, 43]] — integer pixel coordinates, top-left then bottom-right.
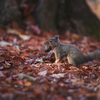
[[45, 45, 52, 52]]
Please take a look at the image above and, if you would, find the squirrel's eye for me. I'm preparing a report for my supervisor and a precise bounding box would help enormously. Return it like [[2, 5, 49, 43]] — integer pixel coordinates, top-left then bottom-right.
[[49, 40, 52, 43]]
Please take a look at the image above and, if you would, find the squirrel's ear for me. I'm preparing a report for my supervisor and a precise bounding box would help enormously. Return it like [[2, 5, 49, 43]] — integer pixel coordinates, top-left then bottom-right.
[[54, 35, 59, 40]]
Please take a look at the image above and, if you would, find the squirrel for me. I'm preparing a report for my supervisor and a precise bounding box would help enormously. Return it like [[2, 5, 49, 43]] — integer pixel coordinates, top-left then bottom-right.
[[44, 35, 100, 66]]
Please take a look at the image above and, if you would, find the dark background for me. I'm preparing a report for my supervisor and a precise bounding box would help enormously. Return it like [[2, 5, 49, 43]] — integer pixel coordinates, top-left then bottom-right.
[[0, 0, 100, 38]]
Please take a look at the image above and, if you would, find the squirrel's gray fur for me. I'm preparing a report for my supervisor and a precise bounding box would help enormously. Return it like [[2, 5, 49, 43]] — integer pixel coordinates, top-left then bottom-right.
[[44, 35, 100, 66]]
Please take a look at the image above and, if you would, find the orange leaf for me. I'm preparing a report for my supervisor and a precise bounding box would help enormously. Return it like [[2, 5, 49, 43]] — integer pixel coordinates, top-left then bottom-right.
[[24, 81, 32, 86], [13, 56, 25, 62]]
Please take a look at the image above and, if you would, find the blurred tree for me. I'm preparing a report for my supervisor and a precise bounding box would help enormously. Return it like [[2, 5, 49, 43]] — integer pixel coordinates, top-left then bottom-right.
[[0, 0, 100, 38], [37, 0, 100, 38], [0, 0, 21, 28]]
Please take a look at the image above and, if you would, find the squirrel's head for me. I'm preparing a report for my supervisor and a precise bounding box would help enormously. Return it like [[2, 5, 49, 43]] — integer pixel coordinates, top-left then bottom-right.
[[44, 35, 59, 52]]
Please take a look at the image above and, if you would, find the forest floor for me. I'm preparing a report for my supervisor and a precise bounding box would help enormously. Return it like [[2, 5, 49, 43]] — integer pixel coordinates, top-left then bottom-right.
[[0, 27, 100, 100]]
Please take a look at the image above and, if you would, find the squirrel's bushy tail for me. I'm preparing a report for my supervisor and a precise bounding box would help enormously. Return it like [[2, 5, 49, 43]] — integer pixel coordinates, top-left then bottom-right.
[[85, 49, 100, 62]]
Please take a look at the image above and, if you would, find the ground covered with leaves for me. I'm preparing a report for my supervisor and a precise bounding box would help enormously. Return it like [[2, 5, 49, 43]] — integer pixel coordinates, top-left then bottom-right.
[[0, 29, 100, 100]]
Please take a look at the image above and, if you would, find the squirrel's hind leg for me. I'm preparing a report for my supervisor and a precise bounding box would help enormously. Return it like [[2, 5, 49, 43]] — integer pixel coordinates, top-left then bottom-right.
[[67, 54, 77, 67]]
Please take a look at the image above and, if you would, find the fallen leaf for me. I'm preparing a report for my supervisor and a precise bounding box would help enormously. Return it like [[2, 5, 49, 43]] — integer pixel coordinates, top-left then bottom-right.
[[24, 81, 32, 86], [30, 25, 41, 34], [0, 57, 4, 63], [35, 58, 43, 63], [18, 73, 36, 81], [7, 28, 30, 40], [26, 58, 35, 63], [0, 71, 5, 77], [0, 41, 13, 46], [13, 56, 25, 62], [50, 73, 65, 78], [13, 45, 20, 54], [38, 70, 47, 76], [31, 64, 40, 68], [5, 61, 11, 66], [71, 33, 81, 41]]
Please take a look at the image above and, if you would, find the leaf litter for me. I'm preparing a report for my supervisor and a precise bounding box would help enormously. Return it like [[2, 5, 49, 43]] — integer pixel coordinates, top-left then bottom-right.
[[0, 30, 100, 100]]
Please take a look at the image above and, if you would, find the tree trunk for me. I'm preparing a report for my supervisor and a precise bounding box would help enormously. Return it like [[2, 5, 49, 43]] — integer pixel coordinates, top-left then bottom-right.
[[0, 0, 21, 28], [37, 0, 100, 38], [36, 0, 58, 31]]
